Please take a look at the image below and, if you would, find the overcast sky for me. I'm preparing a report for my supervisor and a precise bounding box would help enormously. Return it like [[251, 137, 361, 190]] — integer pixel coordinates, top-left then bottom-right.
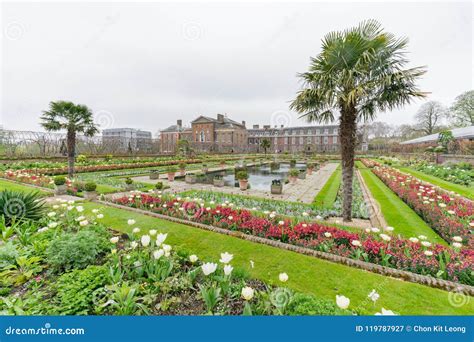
[[1, 1, 472, 135]]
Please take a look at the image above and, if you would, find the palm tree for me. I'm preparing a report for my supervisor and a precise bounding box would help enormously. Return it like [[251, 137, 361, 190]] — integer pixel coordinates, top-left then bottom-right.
[[41, 101, 98, 178], [290, 20, 426, 222], [260, 138, 271, 155]]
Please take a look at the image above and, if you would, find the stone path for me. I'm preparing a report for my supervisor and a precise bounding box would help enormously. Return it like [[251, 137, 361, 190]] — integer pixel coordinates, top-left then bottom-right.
[[130, 162, 339, 204], [43, 194, 83, 203]]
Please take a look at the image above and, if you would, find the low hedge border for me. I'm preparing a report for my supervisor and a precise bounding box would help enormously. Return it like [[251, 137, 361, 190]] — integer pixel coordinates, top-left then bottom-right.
[[97, 199, 474, 296]]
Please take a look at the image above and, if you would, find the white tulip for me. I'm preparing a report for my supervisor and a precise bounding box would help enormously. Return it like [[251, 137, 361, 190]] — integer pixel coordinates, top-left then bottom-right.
[[219, 252, 233, 264], [96, 214, 104, 219], [47, 212, 56, 217], [371, 227, 380, 233], [48, 222, 58, 228], [424, 250, 433, 256], [110, 237, 119, 244], [127, 219, 136, 225], [324, 232, 332, 238], [379, 234, 391, 242], [452, 236, 462, 242], [201, 262, 218, 276], [351, 240, 361, 247], [189, 255, 198, 263], [385, 226, 394, 232], [149, 229, 157, 236], [131, 241, 138, 249], [79, 220, 89, 226], [141, 235, 151, 247], [336, 295, 350, 309], [76, 206, 84, 212], [156, 233, 168, 245], [132, 227, 140, 234], [453, 242, 462, 249], [279, 273, 289, 282], [92, 209, 99, 214], [224, 264, 233, 276], [375, 308, 396, 316], [418, 235, 427, 240], [241, 286, 254, 300], [153, 249, 164, 260], [409, 237, 419, 243], [421, 241, 431, 247]]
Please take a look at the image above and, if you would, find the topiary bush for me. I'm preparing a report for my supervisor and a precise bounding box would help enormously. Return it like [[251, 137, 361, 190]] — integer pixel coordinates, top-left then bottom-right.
[[53, 176, 66, 186], [84, 182, 97, 192]]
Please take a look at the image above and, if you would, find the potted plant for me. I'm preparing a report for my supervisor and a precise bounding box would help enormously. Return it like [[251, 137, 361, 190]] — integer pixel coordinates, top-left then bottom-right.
[[84, 182, 97, 200], [307, 163, 315, 175], [288, 168, 299, 183], [213, 174, 225, 187], [125, 177, 134, 190], [167, 166, 177, 181], [179, 162, 186, 176], [290, 159, 297, 167], [271, 179, 283, 194], [201, 164, 208, 173], [270, 161, 280, 170], [236, 170, 249, 191], [298, 169, 306, 180], [149, 170, 160, 180], [53, 176, 67, 195]]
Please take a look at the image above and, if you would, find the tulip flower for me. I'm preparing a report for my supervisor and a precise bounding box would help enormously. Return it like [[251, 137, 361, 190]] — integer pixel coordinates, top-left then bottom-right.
[[201, 262, 218, 276], [336, 295, 350, 309], [110, 237, 119, 244], [375, 308, 396, 315], [224, 264, 233, 276], [189, 255, 198, 263], [368, 289, 379, 303], [241, 286, 254, 300], [127, 219, 136, 225], [153, 249, 164, 260], [132, 228, 140, 234], [219, 252, 233, 264], [279, 273, 288, 282], [156, 233, 168, 245]]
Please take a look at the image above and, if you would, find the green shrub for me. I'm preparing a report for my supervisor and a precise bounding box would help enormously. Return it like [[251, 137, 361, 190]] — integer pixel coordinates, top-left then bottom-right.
[[104, 154, 113, 161], [286, 293, 348, 315], [155, 182, 163, 190], [0, 242, 18, 269], [288, 168, 299, 177], [84, 182, 97, 192], [76, 154, 88, 163], [0, 190, 45, 226], [53, 176, 66, 186], [236, 170, 248, 180], [125, 177, 133, 185], [72, 180, 85, 191], [179, 162, 186, 169], [167, 166, 178, 173], [46, 229, 111, 272], [53, 265, 108, 315]]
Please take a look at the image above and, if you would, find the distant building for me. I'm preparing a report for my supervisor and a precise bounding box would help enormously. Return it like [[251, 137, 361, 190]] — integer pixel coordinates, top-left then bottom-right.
[[160, 114, 248, 153], [102, 128, 152, 152], [400, 126, 474, 146], [248, 124, 341, 153]]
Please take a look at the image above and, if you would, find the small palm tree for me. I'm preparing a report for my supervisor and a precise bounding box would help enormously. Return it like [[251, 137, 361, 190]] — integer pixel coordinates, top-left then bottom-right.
[[260, 138, 271, 155], [290, 20, 426, 221], [41, 101, 98, 178]]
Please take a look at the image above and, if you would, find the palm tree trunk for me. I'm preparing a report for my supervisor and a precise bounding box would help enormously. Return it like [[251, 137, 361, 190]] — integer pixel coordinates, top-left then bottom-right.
[[339, 106, 357, 222], [66, 129, 76, 179]]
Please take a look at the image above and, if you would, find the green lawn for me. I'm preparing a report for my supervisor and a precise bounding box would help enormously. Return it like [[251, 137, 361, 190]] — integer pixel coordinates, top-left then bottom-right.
[[0, 179, 51, 195], [80, 201, 473, 315], [396, 166, 474, 200], [313, 165, 341, 208], [356, 162, 446, 245]]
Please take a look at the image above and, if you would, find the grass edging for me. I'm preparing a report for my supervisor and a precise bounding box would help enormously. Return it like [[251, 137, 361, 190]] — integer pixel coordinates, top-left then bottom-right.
[[95, 199, 474, 296], [313, 165, 341, 208]]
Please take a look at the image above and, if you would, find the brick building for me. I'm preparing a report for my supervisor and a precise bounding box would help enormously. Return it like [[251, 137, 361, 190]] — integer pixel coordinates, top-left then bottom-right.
[[248, 124, 340, 153]]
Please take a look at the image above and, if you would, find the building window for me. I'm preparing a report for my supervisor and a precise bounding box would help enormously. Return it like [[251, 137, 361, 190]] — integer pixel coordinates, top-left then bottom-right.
[[324, 129, 329, 135], [299, 137, 303, 144], [333, 136, 338, 144], [291, 137, 296, 144], [200, 131, 205, 142], [323, 137, 328, 145], [307, 137, 312, 144], [333, 128, 338, 135]]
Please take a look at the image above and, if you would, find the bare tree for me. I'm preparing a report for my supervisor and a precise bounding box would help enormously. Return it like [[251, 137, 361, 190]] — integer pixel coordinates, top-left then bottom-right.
[[414, 101, 446, 135]]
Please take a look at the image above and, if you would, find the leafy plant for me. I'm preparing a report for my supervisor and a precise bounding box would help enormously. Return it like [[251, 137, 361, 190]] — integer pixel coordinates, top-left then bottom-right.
[[0, 190, 45, 226], [124, 177, 133, 185], [236, 170, 248, 180], [53, 176, 67, 186], [0, 256, 43, 286], [84, 182, 97, 192], [199, 284, 221, 314], [107, 283, 148, 315]]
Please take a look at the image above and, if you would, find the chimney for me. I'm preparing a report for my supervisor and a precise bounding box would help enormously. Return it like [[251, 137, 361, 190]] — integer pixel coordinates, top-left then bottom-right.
[[177, 119, 182, 128], [241, 120, 246, 127], [217, 114, 224, 123], [253, 124, 259, 129], [281, 125, 284, 128], [263, 125, 270, 129]]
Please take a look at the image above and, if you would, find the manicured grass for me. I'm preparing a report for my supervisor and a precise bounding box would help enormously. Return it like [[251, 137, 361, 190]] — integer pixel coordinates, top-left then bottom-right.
[[81, 201, 473, 315], [396, 166, 474, 200], [313, 165, 341, 208], [0, 179, 51, 195], [356, 162, 446, 245]]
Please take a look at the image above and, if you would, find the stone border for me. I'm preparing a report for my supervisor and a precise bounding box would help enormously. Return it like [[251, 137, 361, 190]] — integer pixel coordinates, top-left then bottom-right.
[[355, 169, 387, 229], [96, 199, 474, 296]]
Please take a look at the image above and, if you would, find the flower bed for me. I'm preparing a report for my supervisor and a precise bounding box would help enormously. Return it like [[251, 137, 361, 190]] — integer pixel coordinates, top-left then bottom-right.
[[361, 160, 474, 249], [0, 199, 354, 316], [110, 192, 474, 286], [405, 161, 473, 187], [1, 170, 54, 188]]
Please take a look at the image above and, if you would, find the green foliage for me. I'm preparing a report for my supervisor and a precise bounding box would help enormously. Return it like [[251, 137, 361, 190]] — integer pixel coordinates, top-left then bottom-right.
[[53, 176, 66, 186], [124, 177, 133, 185], [0, 255, 43, 286], [288, 168, 299, 177], [0, 242, 18, 269], [84, 182, 97, 192], [155, 182, 163, 190], [0, 190, 45, 226], [236, 170, 248, 180], [46, 228, 111, 272], [76, 154, 88, 163], [53, 265, 108, 315], [438, 130, 454, 148]]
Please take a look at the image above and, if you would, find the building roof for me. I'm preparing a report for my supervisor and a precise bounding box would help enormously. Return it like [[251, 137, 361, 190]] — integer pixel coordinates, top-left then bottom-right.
[[191, 115, 245, 129], [400, 126, 474, 145]]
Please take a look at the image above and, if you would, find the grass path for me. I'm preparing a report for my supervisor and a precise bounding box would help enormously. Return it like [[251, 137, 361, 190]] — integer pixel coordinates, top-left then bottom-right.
[[356, 162, 446, 245], [313, 165, 341, 208], [3, 177, 473, 314], [396, 166, 474, 200], [0, 179, 51, 195]]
